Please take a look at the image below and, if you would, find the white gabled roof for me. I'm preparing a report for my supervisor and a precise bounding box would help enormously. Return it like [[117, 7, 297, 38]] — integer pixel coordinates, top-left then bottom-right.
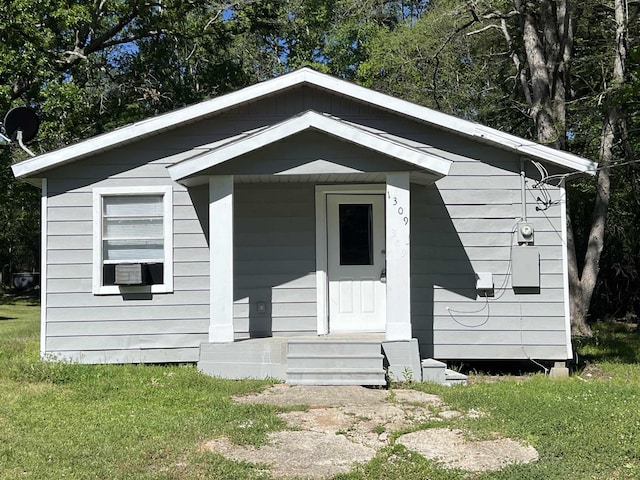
[[167, 110, 452, 181], [12, 67, 597, 179]]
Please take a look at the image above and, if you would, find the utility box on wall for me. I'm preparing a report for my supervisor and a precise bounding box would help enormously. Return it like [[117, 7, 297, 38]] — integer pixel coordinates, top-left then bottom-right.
[[511, 246, 540, 289]]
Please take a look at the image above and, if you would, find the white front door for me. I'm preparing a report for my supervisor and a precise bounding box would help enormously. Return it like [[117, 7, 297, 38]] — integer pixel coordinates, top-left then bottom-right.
[[327, 194, 386, 332]]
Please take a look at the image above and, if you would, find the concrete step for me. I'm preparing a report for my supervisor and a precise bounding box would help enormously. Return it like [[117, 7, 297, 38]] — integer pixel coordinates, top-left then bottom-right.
[[422, 358, 468, 386], [286, 368, 387, 386], [199, 361, 287, 381], [287, 353, 384, 369], [198, 340, 288, 380], [286, 339, 385, 386], [198, 338, 386, 385], [287, 340, 382, 356], [444, 368, 468, 386]]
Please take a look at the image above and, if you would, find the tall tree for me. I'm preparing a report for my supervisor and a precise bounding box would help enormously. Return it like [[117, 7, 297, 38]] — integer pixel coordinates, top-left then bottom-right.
[[0, 148, 39, 283], [0, 0, 285, 280], [357, 0, 637, 334], [566, 0, 629, 334]]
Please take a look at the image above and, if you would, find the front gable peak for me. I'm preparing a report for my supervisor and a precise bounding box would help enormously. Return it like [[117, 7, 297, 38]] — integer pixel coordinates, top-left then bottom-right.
[[167, 110, 452, 185]]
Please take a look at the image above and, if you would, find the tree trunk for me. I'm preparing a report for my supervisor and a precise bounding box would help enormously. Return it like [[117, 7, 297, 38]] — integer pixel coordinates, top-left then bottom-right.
[[566, 0, 626, 335], [518, 0, 565, 148], [566, 204, 592, 336], [462, 1, 626, 334], [513, 0, 628, 335]]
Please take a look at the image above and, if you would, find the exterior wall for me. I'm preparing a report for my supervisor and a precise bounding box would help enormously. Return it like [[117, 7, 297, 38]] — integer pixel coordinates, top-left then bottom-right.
[[233, 183, 317, 339], [411, 158, 569, 360], [44, 147, 209, 363], [39, 83, 570, 363]]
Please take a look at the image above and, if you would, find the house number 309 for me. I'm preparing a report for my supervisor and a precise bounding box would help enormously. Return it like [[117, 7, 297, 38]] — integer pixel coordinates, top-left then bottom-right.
[[388, 192, 409, 225]]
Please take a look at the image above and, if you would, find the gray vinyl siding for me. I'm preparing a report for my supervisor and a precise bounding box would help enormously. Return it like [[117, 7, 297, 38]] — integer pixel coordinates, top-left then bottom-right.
[[411, 156, 569, 360], [45, 159, 209, 364], [233, 183, 317, 339], [40, 83, 570, 363]]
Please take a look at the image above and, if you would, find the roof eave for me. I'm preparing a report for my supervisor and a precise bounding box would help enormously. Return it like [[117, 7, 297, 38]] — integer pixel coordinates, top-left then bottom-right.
[[305, 72, 598, 174], [12, 67, 597, 179], [12, 70, 316, 179], [472, 125, 597, 175]]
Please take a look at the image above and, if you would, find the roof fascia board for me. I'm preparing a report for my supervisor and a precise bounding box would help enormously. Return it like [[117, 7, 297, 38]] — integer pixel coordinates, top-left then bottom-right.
[[301, 69, 476, 139], [12, 69, 312, 179], [310, 113, 452, 175], [300, 70, 597, 174], [167, 111, 452, 181], [472, 125, 597, 174], [13, 67, 596, 179]]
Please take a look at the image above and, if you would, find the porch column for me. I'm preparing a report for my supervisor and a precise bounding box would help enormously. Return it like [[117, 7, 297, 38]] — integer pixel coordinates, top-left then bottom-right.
[[385, 172, 412, 341], [209, 175, 234, 342]]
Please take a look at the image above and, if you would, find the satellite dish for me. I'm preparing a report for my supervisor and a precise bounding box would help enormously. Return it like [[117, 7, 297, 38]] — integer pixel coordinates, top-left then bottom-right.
[[3, 106, 40, 143]]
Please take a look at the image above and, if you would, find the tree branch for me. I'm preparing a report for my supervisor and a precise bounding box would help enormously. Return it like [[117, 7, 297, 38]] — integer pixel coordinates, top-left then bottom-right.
[[466, 24, 501, 36], [499, 18, 532, 108], [432, 9, 478, 59]]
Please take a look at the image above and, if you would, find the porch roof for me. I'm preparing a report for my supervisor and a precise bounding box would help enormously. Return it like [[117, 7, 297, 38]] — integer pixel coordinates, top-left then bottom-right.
[[167, 110, 453, 186]]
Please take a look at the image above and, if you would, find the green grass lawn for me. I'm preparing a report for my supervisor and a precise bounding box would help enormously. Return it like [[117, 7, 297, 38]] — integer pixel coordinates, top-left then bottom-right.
[[1, 297, 639, 479]]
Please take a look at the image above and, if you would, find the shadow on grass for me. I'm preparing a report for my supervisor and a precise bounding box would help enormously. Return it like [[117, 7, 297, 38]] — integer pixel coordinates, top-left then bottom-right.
[[0, 292, 40, 321], [573, 321, 640, 367], [0, 292, 40, 306], [447, 360, 548, 377]]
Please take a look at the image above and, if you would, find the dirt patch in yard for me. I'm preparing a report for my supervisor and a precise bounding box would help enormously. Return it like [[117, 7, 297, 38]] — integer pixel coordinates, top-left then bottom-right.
[[200, 385, 538, 479]]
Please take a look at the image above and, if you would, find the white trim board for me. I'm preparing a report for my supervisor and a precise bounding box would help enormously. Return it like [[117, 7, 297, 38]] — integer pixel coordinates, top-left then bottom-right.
[[91, 185, 174, 295], [40, 178, 48, 359], [13, 68, 597, 180], [560, 179, 573, 359], [315, 184, 386, 335], [168, 110, 452, 182], [208, 175, 235, 343]]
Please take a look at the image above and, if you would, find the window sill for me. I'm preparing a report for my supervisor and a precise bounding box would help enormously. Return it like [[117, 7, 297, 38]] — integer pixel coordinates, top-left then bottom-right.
[[93, 284, 173, 296]]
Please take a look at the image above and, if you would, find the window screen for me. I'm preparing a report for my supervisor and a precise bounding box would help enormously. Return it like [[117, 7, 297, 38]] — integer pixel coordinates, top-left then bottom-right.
[[102, 195, 164, 285]]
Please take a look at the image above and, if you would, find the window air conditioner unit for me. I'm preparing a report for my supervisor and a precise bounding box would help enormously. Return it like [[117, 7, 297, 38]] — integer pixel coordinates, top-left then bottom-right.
[[114, 263, 144, 285]]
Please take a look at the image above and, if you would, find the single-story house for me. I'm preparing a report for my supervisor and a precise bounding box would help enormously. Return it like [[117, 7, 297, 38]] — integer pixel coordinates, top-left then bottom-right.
[[13, 68, 596, 385]]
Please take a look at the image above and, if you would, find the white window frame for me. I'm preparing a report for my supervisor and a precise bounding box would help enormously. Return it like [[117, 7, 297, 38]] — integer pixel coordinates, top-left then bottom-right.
[[93, 186, 173, 295]]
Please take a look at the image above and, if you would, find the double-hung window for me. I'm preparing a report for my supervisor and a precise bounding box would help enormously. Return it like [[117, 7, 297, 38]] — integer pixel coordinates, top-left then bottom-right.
[[93, 186, 173, 294]]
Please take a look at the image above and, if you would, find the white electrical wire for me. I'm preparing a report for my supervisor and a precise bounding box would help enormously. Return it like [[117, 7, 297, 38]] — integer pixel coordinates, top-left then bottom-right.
[[446, 221, 519, 327], [16, 130, 35, 157], [531, 160, 557, 211], [519, 304, 550, 374], [539, 157, 640, 187], [446, 295, 490, 327]]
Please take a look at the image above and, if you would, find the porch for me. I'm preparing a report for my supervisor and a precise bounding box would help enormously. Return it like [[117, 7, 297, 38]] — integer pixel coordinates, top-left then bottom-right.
[[167, 109, 456, 385], [198, 334, 466, 385]]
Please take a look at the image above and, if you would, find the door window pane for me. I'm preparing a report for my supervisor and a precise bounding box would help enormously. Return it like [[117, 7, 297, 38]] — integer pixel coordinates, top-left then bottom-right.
[[339, 204, 373, 265]]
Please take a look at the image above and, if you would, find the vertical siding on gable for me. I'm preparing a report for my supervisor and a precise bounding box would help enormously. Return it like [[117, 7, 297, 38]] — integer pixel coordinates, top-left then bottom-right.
[[44, 153, 209, 364], [411, 157, 569, 360], [233, 183, 317, 339]]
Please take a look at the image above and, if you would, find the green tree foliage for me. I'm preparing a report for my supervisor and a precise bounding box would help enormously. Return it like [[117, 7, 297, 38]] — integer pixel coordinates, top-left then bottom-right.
[[0, 148, 39, 279], [357, 0, 640, 325], [0, 0, 287, 281]]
